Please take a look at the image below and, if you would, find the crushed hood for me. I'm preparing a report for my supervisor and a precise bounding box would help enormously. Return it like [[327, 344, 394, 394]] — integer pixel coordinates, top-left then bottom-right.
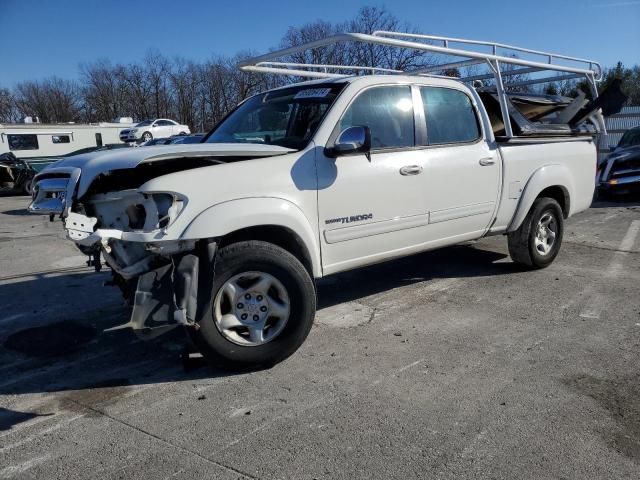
[[37, 143, 295, 198]]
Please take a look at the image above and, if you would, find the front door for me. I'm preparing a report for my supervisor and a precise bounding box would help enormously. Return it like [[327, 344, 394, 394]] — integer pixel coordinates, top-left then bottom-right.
[[317, 85, 431, 274]]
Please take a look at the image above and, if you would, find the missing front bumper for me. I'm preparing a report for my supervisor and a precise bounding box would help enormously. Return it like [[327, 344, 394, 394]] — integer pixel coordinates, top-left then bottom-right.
[[106, 240, 218, 339]]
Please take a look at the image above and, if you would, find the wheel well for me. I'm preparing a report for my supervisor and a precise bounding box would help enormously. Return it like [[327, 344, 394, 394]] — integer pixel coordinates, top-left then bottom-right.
[[538, 186, 570, 218], [219, 225, 314, 276]]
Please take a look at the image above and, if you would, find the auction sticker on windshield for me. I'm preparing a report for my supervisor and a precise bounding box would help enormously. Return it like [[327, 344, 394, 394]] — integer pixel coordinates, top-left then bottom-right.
[[294, 88, 332, 99]]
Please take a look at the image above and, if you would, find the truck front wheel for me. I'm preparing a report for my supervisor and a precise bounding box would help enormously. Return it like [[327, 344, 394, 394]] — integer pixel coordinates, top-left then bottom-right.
[[191, 240, 316, 370], [508, 197, 564, 269]]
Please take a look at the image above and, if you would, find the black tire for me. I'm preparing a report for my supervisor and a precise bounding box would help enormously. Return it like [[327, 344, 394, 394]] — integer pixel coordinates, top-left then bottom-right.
[[23, 179, 33, 195], [507, 197, 564, 269], [178, 131, 187, 136], [141, 132, 153, 142], [191, 241, 316, 370]]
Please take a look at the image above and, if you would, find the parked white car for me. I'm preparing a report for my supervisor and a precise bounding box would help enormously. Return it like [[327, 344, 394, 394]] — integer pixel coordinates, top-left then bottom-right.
[[120, 119, 190, 143], [28, 32, 611, 371]]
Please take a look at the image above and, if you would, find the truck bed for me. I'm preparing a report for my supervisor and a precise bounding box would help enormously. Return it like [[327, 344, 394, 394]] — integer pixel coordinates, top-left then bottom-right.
[[490, 137, 597, 233]]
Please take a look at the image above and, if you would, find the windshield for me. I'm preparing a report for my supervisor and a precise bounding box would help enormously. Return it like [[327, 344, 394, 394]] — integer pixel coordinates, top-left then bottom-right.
[[172, 135, 203, 144], [618, 128, 640, 149], [205, 83, 345, 150], [136, 120, 152, 127]]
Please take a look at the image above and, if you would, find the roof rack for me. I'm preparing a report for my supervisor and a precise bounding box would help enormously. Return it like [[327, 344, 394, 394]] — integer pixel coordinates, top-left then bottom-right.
[[238, 31, 602, 138]]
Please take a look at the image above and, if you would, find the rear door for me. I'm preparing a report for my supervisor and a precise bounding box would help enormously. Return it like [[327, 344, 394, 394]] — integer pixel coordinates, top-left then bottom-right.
[[167, 120, 181, 135], [153, 120, 174, 138], [417, 86, 500, 239], [317, 84, 431, 274]]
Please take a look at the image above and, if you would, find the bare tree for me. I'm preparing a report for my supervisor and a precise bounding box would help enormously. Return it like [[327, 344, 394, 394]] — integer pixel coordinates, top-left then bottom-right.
[[117, 63, 153, 120], [14, 77, 81, 123], [0, 88, 17, 123], [170, 58, 202, 129], [81, 59, 129, 122], [280, 20, 349, 67], [278, 7, 432, 75], [346, 6, 431, 71], [144, 50, 173, 118]]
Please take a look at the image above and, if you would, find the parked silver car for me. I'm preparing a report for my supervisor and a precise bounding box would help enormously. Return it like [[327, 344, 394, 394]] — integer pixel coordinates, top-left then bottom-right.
[[120, 119, 191, 143]]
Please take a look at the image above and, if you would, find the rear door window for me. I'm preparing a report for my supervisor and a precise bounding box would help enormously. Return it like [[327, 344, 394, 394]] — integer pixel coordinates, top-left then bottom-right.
[[340, 86, 415, 150], [420, 87, 480, 145]]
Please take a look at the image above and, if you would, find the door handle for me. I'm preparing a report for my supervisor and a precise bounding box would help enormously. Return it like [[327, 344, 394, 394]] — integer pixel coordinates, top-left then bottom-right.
[[479, 157, 496, 166], [400, 165, 423, 176]]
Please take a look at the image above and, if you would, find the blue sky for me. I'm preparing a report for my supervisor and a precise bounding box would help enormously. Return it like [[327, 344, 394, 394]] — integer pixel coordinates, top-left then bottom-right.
[[1, 0, 639, 86]]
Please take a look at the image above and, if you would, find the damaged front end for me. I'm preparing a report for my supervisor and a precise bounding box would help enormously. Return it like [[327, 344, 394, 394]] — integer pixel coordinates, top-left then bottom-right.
[[27, 144, 295, 339], [108, 239, 217, 339], [28, 161, 218, 339], [75, 188, 217, 339]]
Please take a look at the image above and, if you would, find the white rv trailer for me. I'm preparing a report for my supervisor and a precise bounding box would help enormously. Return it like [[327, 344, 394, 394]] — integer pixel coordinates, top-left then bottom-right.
[[0, 121, 133, 160]]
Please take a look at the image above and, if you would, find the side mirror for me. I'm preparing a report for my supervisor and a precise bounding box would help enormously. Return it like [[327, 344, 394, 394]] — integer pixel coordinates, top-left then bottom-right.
[[327, 126, 371, 157]]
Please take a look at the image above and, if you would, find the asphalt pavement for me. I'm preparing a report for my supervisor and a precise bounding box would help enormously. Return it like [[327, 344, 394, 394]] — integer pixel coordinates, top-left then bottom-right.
[[0, 194, 639, 479]]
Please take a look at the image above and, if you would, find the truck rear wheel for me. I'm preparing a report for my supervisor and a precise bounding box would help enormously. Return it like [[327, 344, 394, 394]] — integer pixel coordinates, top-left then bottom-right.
[[508, 197, 564, 269], [191, 240, 316, 370]]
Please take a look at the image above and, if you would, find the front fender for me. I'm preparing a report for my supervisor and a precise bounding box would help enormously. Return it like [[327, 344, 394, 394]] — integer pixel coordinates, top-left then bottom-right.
[[180, 197, 321, 277], [507, 164, 573, 232]]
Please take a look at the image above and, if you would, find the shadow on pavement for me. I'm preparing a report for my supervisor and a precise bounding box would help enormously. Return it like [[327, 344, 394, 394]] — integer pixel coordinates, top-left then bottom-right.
[[317, 243, 515, 309], [0, 407, 54, 431], [1, 208, 32, 216], [0, 192, 28, 198], [0, 270, 230, 397], [591, 192, 640, 209], [0, 243, 514, 396]]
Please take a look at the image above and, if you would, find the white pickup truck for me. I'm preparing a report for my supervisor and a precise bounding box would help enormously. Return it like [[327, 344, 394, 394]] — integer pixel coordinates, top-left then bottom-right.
[[29, 33, 615, 369]]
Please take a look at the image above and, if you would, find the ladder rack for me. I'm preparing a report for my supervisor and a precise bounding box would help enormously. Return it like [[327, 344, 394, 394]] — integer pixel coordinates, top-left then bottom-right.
[[238, 31, 602, 138]]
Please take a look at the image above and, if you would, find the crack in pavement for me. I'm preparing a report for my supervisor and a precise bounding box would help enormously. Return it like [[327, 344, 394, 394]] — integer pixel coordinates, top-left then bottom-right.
[[62, 398, 260, 479], [368, 306, 378, 324], [564, 239, 640, 254]]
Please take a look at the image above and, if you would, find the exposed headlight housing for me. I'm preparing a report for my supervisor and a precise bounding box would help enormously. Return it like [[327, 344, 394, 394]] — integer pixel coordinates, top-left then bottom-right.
[[89, 190, 186, 233], [150, 193, 186, 230], [122, 192, 186, 231]]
